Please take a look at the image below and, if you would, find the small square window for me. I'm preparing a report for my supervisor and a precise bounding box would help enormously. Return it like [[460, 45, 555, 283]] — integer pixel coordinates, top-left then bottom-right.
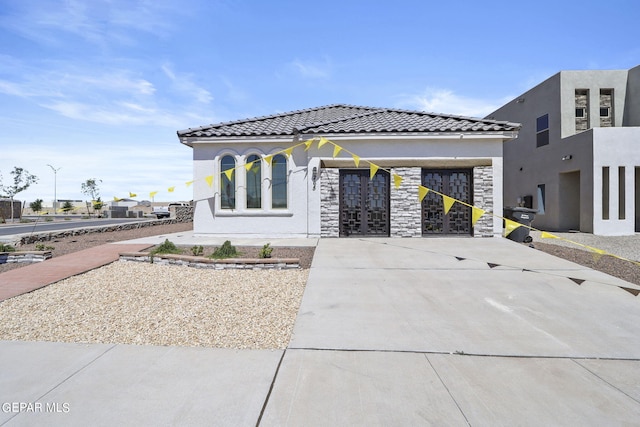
[[575, 107, 586, 118], [600, 107, 610, 117]]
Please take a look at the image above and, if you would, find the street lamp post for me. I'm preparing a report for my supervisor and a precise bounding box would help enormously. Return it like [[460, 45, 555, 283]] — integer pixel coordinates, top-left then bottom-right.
[[47, 164, 61, 213]]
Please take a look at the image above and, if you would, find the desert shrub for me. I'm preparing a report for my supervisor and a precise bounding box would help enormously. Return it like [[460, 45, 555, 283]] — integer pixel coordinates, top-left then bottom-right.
[[258, 243, 273, 259], [191, 245, 204, 256], [150, 239, 182, 255], [209, 240, 239, 259], [0, 244, 16, 252]]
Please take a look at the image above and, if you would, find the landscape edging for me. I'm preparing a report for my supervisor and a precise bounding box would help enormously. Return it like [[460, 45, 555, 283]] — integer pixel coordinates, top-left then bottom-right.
[[119, 252, 300, 270]]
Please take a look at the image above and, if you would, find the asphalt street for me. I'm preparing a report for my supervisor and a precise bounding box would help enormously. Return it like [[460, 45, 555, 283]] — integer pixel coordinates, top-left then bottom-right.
[[0, 218, 154, 238]]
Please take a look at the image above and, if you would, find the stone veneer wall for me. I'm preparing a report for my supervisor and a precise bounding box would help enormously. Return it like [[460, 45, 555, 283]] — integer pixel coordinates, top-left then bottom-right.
[[473, 166, 494, 237], [390, 167, 422, 237], [320, 168, 340, 237], [18, 217, 192, 245]]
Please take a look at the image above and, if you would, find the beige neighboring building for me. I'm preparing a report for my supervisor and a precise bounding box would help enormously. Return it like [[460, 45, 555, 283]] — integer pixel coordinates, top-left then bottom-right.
[[487, 65, 640, 236]]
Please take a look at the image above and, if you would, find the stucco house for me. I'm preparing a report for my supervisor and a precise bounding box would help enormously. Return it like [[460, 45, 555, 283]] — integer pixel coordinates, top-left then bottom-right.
[[486, 65, 640, 236], [177, 104, 519, 238]]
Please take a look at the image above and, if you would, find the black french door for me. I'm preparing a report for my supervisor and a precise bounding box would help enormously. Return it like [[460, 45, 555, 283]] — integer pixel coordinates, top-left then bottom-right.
[[422, 169, 473, 235], [339, 170, 390, 237]]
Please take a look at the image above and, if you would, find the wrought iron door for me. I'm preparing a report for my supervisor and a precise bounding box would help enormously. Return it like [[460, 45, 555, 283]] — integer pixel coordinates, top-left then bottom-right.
[[340, 170, 389, 237], [422, 169, 473, 235]]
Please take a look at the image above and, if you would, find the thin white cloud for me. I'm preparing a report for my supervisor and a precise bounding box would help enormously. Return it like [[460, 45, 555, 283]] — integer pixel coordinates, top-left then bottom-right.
[[162, 64, 213, 104], [396, 88, 514, 118], [0, 0, 178, 47], [290, 57, 332, 79]]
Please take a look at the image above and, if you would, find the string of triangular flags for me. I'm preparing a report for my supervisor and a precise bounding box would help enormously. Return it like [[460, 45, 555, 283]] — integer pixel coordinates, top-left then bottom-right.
[[370, 240, 639, 297], [113, 135, 640, 269]]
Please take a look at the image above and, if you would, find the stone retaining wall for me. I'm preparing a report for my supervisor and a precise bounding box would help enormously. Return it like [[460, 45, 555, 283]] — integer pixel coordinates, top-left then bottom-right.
[[119, 252, 300, 270], [18, 218, 192, 245], [0, 251, 52, 264]]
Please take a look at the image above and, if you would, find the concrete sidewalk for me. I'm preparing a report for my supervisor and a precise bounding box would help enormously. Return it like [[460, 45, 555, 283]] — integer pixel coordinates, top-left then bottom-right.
[[1, 237, 639, 425]]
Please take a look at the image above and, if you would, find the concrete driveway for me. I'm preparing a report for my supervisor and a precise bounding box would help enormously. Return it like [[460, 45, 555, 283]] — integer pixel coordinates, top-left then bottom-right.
[[262, 238, 640, 425], [2, 237, 639, 425]]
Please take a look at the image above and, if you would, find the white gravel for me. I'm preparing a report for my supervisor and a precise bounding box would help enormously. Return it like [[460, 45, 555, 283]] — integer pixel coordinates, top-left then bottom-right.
[[0, 261, 308, 349]]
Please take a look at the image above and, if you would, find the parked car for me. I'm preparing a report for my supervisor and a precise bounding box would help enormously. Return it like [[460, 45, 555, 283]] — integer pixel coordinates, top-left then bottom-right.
[[152, 206, 170, 219]]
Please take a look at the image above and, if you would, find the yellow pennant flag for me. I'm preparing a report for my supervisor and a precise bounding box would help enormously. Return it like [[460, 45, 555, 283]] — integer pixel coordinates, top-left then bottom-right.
[[224, 169, 234, 181], [304, 138, 315, 151], [393, 174, 403, 189], [150, 191, 158, 199], [245, 161, 254, 171], [352, 154, 360, 167], [205, 175, 214, 187], [442, 195, 456, 214], [369, 163, 379, 180], [168, 186, 175, 193], [504, 219, 522, 237], [284, 146, 295, 157], [471, 207, 486, 226], [332, 144, 342, 158], [540, 231, 559, 239], [113, 197, 122, 202], [129, 192, 137, 198], [264, 155, 273, 166], [418, 185, 430, 202], [186, 180, 194, 187], [318, 136, 329, 148]]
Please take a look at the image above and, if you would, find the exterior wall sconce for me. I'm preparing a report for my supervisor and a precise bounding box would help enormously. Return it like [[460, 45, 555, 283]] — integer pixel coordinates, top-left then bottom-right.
[[562, 155, 573, 161], [312, 167, 318, 190]]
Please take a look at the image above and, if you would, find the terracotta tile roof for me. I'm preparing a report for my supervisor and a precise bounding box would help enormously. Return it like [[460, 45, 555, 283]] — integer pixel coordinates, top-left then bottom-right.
[[177, 104, 520, 138]]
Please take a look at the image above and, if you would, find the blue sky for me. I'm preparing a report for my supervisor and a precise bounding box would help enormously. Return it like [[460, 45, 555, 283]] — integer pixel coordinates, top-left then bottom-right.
[[1, 0, 638, 205]]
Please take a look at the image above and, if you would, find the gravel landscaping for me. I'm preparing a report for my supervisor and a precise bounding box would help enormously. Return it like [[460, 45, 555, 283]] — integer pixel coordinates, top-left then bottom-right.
[[0, 261, 308, 349]]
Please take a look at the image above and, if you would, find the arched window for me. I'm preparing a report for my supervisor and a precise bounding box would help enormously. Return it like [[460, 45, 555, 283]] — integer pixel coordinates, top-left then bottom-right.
[[271, 154, 287, 209], [246, 154, 262, 209], [220, 155, 235, 209]]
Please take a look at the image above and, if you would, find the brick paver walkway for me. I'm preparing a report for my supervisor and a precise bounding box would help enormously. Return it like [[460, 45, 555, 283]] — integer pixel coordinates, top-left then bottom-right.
[[0, 243, 152, 301]]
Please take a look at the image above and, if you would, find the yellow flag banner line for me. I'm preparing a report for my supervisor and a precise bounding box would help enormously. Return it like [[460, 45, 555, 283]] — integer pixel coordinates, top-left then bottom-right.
[[205, 175, 214, 187], [284, 146, 295, 157], [442, 195, 456, 214], [168, 186, 175, 193], [304, 138, 315, 151], [318, 136, 330, 148], [504, 219, 522, 237], [471, 207, 486, 226], [129, 192, 137, 198], [352, 154, 360, 167], [369, 163, 379, 180], [186, 180, 194, 187], [332, 144, 342, 158], [540, 231, 559, 239], [393, 174, 403, 189], [264, 155, 273, 166], [418, 185, 430, 202], [150, 191, 158, 198], [223, 169, 234, 181]]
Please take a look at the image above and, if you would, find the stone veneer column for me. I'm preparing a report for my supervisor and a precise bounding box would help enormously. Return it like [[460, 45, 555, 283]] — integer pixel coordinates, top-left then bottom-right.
[[473, 166, 494, 237], [320, 168, 340, 237], [390, 167, 422, 237]]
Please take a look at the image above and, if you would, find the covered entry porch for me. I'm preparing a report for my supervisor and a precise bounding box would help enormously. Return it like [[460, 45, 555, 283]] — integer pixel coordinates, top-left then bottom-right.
[[319, 161, 498, 238]]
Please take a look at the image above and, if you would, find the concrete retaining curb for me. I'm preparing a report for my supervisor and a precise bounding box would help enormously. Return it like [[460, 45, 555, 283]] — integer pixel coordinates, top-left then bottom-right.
[[119, 252, 300, 270], [0, 251, 52, 264]]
